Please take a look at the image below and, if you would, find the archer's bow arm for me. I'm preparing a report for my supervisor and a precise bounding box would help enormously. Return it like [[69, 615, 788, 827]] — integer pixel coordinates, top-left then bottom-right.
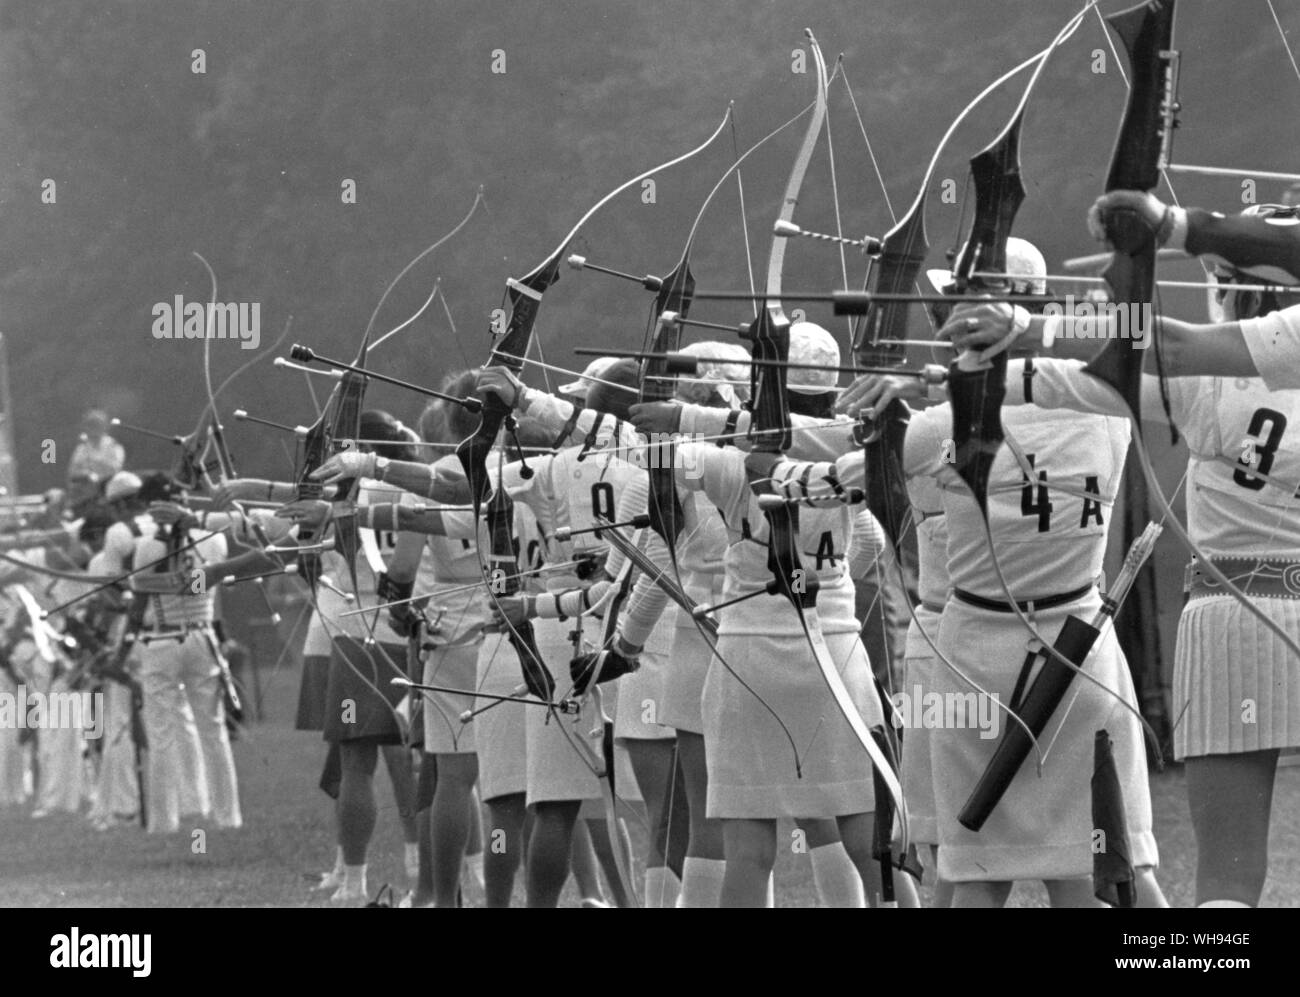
[[759, 403, 962, 505], [1099, 196, 1300, 284], [673, 404, 855, 461]]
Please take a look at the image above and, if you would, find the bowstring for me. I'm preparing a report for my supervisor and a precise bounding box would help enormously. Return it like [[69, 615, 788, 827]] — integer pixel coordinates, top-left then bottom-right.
[[1084, 1, 1300, 744], [821, 55, 856, 348], [1267, 0, 1300, 88]]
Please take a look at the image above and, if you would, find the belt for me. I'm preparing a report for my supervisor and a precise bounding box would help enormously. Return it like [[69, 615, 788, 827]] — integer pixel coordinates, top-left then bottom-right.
[[1185, 556, 1300, 601], [953, 583, 1093, 615]]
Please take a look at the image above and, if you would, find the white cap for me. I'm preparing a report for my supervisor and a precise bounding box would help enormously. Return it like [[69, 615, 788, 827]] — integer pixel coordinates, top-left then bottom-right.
[[1005, 237, 1047, 295], [104, 471, 142, 502], [559, 357, 620, 400], [675, 340, 751, 406], [787, 322, 840, 394], [926, 236, 1047, 295]]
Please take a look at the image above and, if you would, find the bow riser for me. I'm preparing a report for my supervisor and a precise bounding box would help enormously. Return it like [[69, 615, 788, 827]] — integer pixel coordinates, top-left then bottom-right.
[[741, 310, 794, 454], [1103, 0, 1179, 194], [458, 263, 564, 503], [860, 399, 913, 557], [952, 114, 1027, 295], [854, 201, 928, 367], [1085, 0, 1178, 420], [945, 106, 1026, 509], [643, 260, 694, 548], [491, 265, 563, 371]]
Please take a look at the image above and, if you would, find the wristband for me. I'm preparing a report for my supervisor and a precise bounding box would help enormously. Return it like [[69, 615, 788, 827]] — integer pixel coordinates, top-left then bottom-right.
[[1158, 205, 1188, 250], [1041, 314, 1061, 351], [976, 306, 1028, 364], [613, 632, 642, 658], [1010, 304, 1032, 338], [374, 455, 390, 482], [368, 504, 399, 533]]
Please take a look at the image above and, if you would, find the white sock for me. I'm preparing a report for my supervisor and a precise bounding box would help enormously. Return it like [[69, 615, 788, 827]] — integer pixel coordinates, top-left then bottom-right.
[[342, 863, 367, 895], [677, 857, 725, 908], [810, 842, 866, 908], [463, 852, 485, 892], [766, 871, 776, 908], [1197, 899, 1251, 907], [644, 866, 681, 908], [404, 842, 419, 880]]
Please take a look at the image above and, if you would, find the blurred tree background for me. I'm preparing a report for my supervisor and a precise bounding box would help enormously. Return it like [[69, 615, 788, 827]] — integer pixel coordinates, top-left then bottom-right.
[[0, 0, 1296, 486]]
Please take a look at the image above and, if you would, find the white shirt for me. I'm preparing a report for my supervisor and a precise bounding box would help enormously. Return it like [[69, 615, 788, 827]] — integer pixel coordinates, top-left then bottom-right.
[[1007, 357, 1300, 558]]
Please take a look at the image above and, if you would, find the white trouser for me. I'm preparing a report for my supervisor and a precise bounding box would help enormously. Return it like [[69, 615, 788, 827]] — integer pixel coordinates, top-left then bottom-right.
[[33, 675, 88, 814], [0, 668, 29, 806], [138, 628, 242, 832], [88, 679, 141, 822], [11, 641, 86, 815]]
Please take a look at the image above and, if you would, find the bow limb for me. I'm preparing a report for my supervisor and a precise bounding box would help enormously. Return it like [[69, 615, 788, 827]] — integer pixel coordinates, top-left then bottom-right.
[[853, 3, 1096, 368], [1267, 0, 1300, 89], [1086, 2, 1300, 707], [457, 102, 733, 505], [634, 113, 818, 764], [578, 550, 642, 906], [935, 2, 1166, 761], [974, 48, 1168, 765], [739, 30, 908, 835], [1092, 0, 1300, 722], [193, 252, 236, 487], [294, 193, 488, 746], [851, 9, 1103, 771], [363, 188, 485, 345], [457, 108, 733, 745], [0, 549, 124, 586]]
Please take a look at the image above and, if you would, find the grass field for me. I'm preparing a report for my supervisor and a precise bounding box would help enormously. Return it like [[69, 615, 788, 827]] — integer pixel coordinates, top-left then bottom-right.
[[3, 655, 1300, 908]]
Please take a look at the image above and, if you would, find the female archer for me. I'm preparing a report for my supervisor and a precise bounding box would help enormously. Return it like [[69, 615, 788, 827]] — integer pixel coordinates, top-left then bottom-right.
[[943, 194, 1300, 908], [777, 241, 1164, 908]]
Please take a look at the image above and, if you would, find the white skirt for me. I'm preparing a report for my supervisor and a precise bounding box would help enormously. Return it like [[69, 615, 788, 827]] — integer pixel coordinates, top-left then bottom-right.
[[932, 595, 1157, 882], [420, 639, 480, 755], [658, 621, 714, 734], [900, 606, 943, 846], [473, 633, 527, 802], [525, 617, 600, 804], [615, 648, 674, 741], [1173, 594, 1300, 759], [702, 628, 880, 819]]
